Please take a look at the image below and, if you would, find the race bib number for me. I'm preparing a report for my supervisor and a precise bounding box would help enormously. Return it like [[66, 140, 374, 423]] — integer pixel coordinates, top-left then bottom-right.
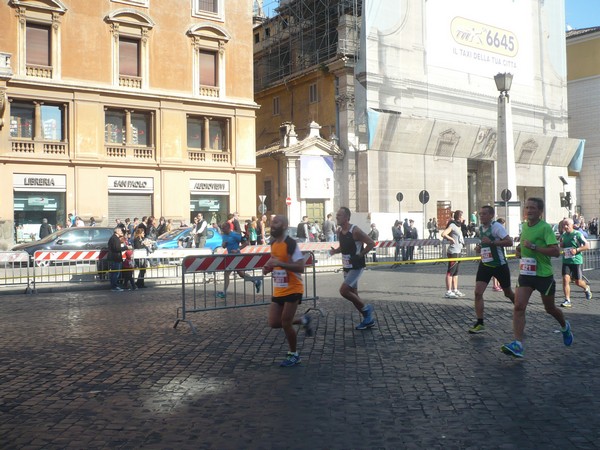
[[519, 257, 537, 276], [342, 254, 352, 269], [564, 247, 575, 259], [480, 247, 493, 263], [273, 269, 289, 288]]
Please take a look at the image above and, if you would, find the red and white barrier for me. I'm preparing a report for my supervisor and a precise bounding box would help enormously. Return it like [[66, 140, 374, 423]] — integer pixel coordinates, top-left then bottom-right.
[[183, 253, 272, 272], [183, 252, 314, 273], [33, 250, 109, 263]]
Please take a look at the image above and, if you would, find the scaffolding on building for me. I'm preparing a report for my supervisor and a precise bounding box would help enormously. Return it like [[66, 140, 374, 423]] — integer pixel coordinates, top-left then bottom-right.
[[253, 0, 362, 92]]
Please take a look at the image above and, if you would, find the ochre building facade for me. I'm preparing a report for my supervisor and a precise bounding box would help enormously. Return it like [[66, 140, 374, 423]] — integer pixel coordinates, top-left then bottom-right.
[[0, 0, 257, 248]]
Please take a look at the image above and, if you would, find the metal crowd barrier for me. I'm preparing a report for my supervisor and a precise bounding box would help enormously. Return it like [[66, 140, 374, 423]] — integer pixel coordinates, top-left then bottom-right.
[[29, 248, 213, 291], [0, 251, 33, 292], [174, 251, 319, 334], [582, 247, 600, 272]]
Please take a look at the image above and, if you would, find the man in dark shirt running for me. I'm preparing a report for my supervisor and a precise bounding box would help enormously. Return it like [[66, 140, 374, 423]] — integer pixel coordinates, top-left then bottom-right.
[[328, 207, 376, 330]]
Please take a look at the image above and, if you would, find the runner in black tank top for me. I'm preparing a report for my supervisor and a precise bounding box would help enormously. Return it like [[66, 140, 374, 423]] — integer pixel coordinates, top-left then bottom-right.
[[328, 207, 376, 330]]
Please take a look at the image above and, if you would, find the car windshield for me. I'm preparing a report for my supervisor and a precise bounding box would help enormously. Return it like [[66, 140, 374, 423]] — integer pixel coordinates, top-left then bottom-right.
[[36, 228, 66, 244], [157, 229, 185, 241]]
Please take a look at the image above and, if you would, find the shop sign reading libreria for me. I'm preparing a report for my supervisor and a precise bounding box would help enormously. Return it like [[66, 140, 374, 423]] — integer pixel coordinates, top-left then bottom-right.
[[108, 176, 154, 193], [189, 179, 229, 195], [14, 173, 67, 192]]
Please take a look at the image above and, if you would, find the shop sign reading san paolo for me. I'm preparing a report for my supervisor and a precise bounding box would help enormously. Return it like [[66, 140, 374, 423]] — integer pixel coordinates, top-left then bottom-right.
[[108, 176, 154, 194]]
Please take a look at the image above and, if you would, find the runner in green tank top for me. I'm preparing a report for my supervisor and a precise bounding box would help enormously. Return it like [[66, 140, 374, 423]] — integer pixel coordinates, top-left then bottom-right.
[[501, 198, 573, 358], [559, 218, 592, 308]]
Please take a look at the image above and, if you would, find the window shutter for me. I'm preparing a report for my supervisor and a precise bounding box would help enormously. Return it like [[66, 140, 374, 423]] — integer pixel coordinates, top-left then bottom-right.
[[26, 24, 50, 66]]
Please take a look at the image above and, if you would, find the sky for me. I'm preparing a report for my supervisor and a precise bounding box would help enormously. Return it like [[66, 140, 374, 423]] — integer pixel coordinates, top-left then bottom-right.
[[565, 0, 600, 30], [256, 0, 600, 30]]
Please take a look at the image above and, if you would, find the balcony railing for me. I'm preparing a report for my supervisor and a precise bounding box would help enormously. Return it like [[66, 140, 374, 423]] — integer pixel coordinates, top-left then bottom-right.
[[26, 64, 52, 78], [10, 139, 67, 155], [188, 149, 230, 164], [106, 145, 155, 160], [119, 75, 142, 89], [43, 142, 67, 155], [199, 85, 220, 97]]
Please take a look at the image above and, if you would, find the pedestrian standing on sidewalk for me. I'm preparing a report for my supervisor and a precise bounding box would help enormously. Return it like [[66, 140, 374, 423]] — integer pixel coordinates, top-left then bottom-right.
[[328, 207, 376, 330], [121, 249, 137, 291], [264, 215, 313, 367], [559, 218, 592, 308], [217, 221, 262, 298], [367, 223, 379, 262], [501, 197, 573, 358], [107, 227, 125, 292], [469, 206, 515, 334], [441, 210, 465, 298]]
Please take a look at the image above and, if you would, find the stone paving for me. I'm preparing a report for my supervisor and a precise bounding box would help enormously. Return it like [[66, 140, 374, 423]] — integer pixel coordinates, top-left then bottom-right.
[[1, 260, 600, 449]]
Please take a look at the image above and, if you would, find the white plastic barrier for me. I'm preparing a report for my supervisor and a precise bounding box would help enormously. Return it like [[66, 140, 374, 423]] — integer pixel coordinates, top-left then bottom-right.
[[0, 251, 32, 292]]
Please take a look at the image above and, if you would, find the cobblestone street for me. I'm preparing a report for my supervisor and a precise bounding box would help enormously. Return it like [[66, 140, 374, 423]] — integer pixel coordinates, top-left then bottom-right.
[[1, 262, 599, 449]]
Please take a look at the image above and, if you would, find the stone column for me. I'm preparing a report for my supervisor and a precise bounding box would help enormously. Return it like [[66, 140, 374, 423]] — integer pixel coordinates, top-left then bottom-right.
[[496, 92, 520, 237]]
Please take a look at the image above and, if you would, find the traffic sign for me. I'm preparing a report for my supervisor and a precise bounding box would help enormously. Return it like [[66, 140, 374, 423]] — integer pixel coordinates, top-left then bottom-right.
[[285, 197, 292, 206], [396, 192, 404, 202], [258, 195, 266, 203], [258, 204, 267, 214], [418, 190, 430, 205], [501, 189, 512, 202]]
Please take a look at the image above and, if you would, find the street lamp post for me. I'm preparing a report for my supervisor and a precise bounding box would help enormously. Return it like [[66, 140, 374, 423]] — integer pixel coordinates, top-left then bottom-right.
[[494, 72, 519, 237]]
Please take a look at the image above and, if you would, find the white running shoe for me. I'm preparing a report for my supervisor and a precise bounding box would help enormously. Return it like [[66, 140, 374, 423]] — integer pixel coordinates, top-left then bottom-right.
[[445, 290, 457, 298], [453, 290, 466, 297]]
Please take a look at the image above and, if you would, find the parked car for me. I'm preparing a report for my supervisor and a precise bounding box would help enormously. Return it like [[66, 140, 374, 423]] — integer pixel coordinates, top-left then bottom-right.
[[12, 226, 114, 255], [12, 226, 115, 265], [155, 227, 222, 250]]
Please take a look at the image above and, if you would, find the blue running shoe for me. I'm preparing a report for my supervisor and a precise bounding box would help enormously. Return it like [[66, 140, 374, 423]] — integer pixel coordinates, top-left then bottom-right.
[[216, 291, 226, 299], [279, 352, 301, 367], [562, 321, 574, 346], [255, 279, 262, 293], [501, 341, 524, 358], [585, 288, 592, 300], [356, 304, 375, 330]]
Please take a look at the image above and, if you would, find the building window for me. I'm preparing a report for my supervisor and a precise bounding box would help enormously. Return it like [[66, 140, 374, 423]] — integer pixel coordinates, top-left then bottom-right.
[[309, 83, 318, 103], [193, 0, 223, 19], [10, 101, 65, 141], [198, 0, 218, 13], [273, 96, 280, 116], [265, 27, 270, 38], [119, 38, 140, 77], [10, 103, 33, 139], [187, 117, 203, 149], [105, 109, 153, 147], [254, 33, 260, 44], [105, 9, 155, 89], [12, 2, 66, 79], [187, 116, 229, 151], [199, 50, 217, 87], [187, 24, 230, 97], [9, 100, 68, 155], [131, 112, 151, 146], [105, 110, 125, 144], [26, 23, 51, 67]]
